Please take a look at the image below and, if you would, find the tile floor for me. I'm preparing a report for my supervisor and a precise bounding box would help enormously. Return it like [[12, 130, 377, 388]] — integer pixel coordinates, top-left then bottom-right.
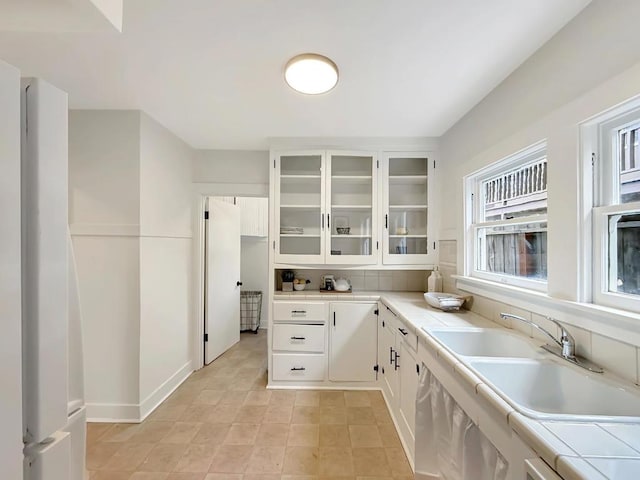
[[86, 330, 413, 480]]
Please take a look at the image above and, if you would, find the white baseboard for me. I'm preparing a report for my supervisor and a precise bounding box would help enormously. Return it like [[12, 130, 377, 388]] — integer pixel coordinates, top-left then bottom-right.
[[139, 361, 193, 421], [86, 361, 193, 423], [86, 403, 140, 423]]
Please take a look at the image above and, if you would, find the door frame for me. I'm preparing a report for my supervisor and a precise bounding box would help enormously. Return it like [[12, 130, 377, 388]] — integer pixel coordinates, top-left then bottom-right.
[[191, 184, 268, 369]]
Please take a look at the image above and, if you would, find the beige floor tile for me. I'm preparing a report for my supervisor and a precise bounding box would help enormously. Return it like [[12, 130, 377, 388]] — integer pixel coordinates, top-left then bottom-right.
[[208, 445, 253, 473], [245, 446, 286, 474], [233, 405, 267, 423], [180, 405, 217, 423], [166, 474, 207, 480], [348, 425, 383, 448], [384, 448, 412, 476], [101, 443, 155, 471], [244, 390, 272, 406], [344, 391, 372, 407], [263, 403, 293, 423], [92, 471, 134, 480], [129, 472, 169, 479], [149, 404, 189, 422], [319, 406, 347, 425], [203, 474, 242, 480], [347, 407, 376, 425], [319, 425, 351, 447], [295, 391, 320, 407], [191, 423, 230, 445], [87, 332, 411, 480], [292, 406, 321, 424], [138, 443, 188, 472], [130, 422, 174, 443], [207, 404, 241, 423], [86, 423, 114, 444], [255, 423, 289, 446], [218, 390, 248, 405], [223, 423, 260, 445], [193, 390, 224, 405], [352, 448, 391, 476], [282, 447, 320, 475], [319, 392, 345, 407], [319, 447, 354, 476], [86, 442, 122, 470], [288, 424, 320, 447], [174, 444, 218, 473], [161, 422, 202, 444], [269, 390, 297, 406], [376, 424, 401, 448]]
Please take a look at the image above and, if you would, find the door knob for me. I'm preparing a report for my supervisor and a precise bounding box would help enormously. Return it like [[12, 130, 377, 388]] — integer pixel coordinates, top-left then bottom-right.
[[236, 281, 243, 286]]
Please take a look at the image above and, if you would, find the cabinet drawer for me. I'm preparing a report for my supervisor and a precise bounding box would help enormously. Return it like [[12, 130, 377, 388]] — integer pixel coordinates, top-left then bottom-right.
[[397, 322, 418, 352], [273, 324, 325, 352], [273, 354, 326, 381], [273, 302, 326, 322]]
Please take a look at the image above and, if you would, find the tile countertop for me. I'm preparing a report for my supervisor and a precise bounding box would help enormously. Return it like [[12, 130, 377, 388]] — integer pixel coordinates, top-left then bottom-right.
[[273, 291, 640, 480]]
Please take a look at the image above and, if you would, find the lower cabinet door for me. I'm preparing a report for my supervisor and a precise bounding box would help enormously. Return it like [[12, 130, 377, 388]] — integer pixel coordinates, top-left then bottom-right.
[[399, 340, 419, 453], [329, 302, 377, 382], [272, 353, 326, 381]]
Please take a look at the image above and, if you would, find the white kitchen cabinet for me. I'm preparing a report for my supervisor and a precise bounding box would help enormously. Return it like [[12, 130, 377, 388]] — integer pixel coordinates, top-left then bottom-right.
[[381, 153, 436, 265], [329, 302, 378, 382], [398, 337, 419, 459], [378, 303, 400, 409], [273, 150, 378, 265]]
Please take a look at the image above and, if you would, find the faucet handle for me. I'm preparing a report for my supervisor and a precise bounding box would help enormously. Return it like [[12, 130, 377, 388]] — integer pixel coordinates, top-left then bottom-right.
[[546, 316, 575, 358]]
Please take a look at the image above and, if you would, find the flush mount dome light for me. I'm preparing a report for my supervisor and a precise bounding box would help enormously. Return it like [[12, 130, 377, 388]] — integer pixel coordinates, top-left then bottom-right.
[[285, 53, 339, 95]]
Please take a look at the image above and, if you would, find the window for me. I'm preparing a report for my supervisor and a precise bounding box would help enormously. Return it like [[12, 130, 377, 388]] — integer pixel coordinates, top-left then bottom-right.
[[590, 102, 640, 311], [465, 142, 548, 290]]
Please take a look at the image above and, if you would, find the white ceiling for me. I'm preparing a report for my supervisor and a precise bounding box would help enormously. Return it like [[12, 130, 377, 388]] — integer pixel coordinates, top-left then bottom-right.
[[0, 0, 590, 149]]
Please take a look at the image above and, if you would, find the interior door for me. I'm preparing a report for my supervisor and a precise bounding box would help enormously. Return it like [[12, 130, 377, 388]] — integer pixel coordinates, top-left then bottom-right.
[[205, 198, 241, 364]]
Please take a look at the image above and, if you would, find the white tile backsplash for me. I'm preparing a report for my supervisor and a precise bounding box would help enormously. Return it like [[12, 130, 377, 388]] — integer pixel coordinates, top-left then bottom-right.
[[591, 333, 638, 384], [392, 271, 408, 291], [278, 269, 430, 293]]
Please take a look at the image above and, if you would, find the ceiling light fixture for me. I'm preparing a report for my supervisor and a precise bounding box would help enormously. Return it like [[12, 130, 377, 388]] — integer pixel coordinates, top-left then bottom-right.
[[284, 53, 339, 95]]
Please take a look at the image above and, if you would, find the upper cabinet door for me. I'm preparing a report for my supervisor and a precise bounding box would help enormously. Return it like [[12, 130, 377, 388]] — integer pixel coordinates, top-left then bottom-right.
[[326, 151, 378, 265], [274, 151, 326, 264], [382, 153, 436, 266]]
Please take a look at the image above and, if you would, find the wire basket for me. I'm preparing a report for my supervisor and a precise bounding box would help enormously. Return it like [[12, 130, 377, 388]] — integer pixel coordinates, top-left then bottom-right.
[[240, 290, 262, 333]]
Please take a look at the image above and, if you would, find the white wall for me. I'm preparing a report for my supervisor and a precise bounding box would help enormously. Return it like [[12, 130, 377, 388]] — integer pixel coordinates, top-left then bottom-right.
[[69, 110, 140, 226], [194, 149, 269, 185], [69, 110, 194, 421], [138, 113, 193, 413], [69, 110, 142, 419], [439, 0, 640, 382], [0, 59, 23, 480]]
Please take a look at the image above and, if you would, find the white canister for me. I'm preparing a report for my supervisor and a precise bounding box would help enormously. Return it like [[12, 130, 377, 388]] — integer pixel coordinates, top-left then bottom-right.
[[427, 267, 443, 293]]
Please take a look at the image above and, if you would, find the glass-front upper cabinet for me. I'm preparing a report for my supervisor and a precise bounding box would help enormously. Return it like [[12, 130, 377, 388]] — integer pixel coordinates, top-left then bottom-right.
[[382, 153, 434, 265], [274, 151, 325, 264], [326, 151, 377, 265]]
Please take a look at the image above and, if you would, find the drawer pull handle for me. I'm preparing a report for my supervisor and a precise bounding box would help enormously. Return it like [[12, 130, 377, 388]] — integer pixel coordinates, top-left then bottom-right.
[[394, 352, 400, 371], [291, 367, 306, 371], [290, 336, 306, 340], [291, 310, 307, 314], [398, 328, 408, 336]]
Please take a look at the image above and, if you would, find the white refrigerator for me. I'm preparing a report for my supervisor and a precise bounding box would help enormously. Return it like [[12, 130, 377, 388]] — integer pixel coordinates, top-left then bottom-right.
[[20, 77, 86, 480]]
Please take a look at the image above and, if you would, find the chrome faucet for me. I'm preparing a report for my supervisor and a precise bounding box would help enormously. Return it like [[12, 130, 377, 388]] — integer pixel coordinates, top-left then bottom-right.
[[499, 313, 603, 373]]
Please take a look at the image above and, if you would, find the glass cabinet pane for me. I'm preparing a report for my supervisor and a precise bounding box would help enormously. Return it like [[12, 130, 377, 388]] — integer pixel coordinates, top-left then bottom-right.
[[329, 154, 374, 258], [279, 154, 322, 256], [387, 156, 428, 256]]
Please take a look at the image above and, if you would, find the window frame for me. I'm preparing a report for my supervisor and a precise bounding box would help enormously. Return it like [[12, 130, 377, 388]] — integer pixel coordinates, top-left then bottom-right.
[[589, 99, 640, 313], [464, 141, 548, 292]]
